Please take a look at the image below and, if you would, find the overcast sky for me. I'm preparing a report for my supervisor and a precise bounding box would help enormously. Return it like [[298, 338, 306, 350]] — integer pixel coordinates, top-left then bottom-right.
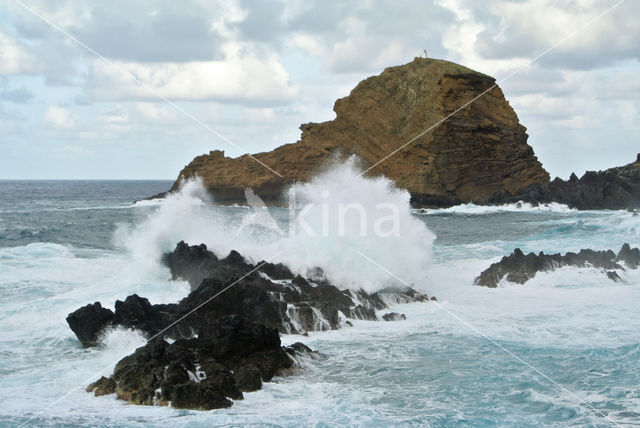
[[0, 0, 638, 180]]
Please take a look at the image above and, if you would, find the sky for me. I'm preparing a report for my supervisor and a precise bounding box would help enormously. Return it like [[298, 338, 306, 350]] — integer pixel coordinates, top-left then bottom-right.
[[0, 0, 638, 180]]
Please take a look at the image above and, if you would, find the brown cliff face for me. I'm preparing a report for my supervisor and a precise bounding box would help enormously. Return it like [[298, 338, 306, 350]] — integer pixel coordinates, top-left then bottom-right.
[[171, 58, 549, 206]]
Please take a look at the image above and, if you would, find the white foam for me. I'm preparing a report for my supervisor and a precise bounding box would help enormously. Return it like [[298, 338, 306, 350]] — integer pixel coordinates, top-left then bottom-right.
[[114, 159, 437, 292], [414, 201, 576, 215]]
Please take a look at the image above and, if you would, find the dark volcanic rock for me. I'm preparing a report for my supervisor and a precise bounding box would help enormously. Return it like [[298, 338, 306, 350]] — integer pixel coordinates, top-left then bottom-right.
[[545, 156, 640, 210], [494, 154, 640, 210], [382, 312, 406, 321], [234, 364, 262, 392], [69, 242, 434, 410], [618, 243, 640, 269], [158, 242, 429, 335], [93, 316, 310, 410], [112, 294, 173, 337], [66, 302, 114, 347], [67, 243, 432, 348], [475, 243, 640, 287], [86, 376, 116, 396]]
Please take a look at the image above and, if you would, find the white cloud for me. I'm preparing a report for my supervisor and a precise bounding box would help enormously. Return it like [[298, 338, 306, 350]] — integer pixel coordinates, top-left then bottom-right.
[[326, 18, 416, 73], [82, 52, 299, 105], [42, 105, 78, 130], [0, 30, 40, 75], [2, 0, 640, 179]]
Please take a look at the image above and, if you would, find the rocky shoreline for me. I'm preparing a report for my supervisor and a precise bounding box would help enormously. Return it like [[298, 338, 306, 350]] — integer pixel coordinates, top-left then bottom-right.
[[488, 154, 640, 210], [475, 243, 640, 287], [67, 242, 433, 410]]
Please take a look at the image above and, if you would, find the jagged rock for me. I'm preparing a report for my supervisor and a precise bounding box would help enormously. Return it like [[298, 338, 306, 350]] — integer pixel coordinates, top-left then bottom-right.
[[112, 294, 174, 337], [545, 156, 640, 210], [162, 58, 548, 207], [475, 244, 640, 287], [67, 243, 433, 348], [234, 364, 262, 392], [90, 316, 311, 410], [494, 154, 640, 210], [618, 243, 640, 269], [161, 241, 220, 287], [66, 302, 114, 347], [160, 242, 428, 335], [606, 271, 622, 282], [382, 312, 406, 321], [86, 376, 116, 396]]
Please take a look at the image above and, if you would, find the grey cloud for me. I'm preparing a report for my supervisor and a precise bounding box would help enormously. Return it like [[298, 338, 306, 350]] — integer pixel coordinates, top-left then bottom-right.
[[72, 2, 224, 62], [475, 2, 640, 70], [1, 86, 34, 103], [11, 0, 225, 65], [286, 0, 454, 73], [237, 0, 286, 42]]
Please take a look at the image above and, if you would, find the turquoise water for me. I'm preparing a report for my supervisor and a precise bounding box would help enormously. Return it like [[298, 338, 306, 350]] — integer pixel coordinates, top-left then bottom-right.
[[1, 180, 639, 427]]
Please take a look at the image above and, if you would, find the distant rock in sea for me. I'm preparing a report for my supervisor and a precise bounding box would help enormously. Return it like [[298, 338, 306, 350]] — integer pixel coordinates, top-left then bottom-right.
[[492, 153, 640, 210], [165, 57, 549, 207], [475, 243, 640, 287]]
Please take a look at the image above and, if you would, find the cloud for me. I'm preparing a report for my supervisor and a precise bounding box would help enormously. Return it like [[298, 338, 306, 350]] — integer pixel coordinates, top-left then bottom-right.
[[81, 51, 299, 105], [1, 86, 35, 103], [0, 29, 41, 74], [285, 0, 454, 73], [42, 105, 78, 130], [72, 2, 225, 62], [473, 0, 640, 70], [1, 0, 639, 179]]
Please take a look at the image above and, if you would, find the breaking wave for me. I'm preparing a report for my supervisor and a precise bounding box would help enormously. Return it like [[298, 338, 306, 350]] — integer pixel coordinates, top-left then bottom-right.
[[414, 201, 576, 215], [115, 158, 436, 292]]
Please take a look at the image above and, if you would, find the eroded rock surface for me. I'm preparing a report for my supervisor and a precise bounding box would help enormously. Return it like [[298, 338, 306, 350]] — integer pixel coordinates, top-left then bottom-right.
[[86, 316, 315, 410], [166, 58, 548, 207]]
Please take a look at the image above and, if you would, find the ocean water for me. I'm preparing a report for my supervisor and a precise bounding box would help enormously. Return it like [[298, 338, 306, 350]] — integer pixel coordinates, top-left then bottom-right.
[[1, 174, 639, 427]]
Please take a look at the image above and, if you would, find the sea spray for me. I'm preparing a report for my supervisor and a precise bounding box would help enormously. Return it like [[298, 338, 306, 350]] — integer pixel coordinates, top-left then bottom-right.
[[277, 158, 436, 291], [116, 158, 437, 292]]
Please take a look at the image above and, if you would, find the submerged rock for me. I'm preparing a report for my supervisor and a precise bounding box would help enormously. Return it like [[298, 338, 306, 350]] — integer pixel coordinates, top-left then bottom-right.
[[475, 243, 640, 287], [382, 312, 406, 321]]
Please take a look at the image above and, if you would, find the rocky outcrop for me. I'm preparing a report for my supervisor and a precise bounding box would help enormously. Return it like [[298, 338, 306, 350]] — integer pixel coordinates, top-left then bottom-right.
[[65, 302, 114, 347], [159, 241, 430, 334], [86, 315, 315, 410], [67, 242, 431, 346], [167, 58, 549, 206], [69, 242, 432, 410], [545, 155, 640, 210], [382, 312, 406, 321], [491, 154, 640, 210], [475, 243, 640, 287]]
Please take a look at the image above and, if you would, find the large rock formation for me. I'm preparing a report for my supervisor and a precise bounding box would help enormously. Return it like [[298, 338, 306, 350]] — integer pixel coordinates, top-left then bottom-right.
[[169, 58, 549, 206]]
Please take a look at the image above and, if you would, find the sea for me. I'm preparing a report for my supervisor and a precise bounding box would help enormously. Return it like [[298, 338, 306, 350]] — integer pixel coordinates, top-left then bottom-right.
[[1, 163, 640, 427]]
